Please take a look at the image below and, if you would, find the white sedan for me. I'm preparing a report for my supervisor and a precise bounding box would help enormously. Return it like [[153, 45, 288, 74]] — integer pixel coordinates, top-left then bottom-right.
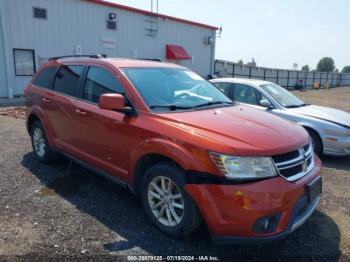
[[210, 78, 350, 156]]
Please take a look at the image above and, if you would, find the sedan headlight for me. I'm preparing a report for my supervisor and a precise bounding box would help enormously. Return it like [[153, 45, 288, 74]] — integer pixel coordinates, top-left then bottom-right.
[[209, 152, 277, 180]]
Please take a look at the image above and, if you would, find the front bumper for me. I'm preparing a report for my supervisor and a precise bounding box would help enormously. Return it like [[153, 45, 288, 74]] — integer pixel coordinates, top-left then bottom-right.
[[185, 156, 322, 244]]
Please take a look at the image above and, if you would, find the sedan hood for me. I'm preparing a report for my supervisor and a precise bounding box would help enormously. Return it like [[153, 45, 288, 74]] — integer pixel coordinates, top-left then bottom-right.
[[288, 105, 350, 128], [160, 105, 309, 156]]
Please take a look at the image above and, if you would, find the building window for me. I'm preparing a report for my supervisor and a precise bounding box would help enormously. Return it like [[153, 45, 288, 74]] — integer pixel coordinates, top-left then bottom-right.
[[33, 7, 47, 19], [13, 49, 36, 76], [107, 20, 117, 30]]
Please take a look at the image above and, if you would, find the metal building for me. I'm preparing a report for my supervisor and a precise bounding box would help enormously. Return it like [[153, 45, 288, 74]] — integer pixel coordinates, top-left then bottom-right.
[[0, 0, 218, 98]]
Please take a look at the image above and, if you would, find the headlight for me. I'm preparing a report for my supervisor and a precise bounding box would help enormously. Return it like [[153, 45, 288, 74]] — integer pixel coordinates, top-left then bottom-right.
[[209, 152, 277, 180]]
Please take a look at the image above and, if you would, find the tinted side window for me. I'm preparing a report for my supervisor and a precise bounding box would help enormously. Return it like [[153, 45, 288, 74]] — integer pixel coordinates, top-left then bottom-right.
[[233, 84, 259, 105], [83, 67, 124, 103], [53, 65, 84, 97], [33, 66, 58, 89], [212, 82, 233, 99]]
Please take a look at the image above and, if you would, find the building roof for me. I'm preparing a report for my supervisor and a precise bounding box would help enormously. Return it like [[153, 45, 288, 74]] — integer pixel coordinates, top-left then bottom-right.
[[84, 0, 219, 30]]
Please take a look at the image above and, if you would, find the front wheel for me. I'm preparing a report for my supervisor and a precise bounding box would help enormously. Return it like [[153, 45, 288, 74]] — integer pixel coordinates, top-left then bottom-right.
[[307, 129, 323, 156], [141, 163, 201, 238]]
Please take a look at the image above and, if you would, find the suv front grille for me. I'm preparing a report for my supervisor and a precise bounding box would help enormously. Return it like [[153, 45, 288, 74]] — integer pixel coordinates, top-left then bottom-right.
[[272, 143, 314, 181]]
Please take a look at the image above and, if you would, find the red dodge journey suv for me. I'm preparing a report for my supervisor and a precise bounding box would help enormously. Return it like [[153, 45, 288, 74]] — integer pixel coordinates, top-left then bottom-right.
[[25, 55, 322, 244]]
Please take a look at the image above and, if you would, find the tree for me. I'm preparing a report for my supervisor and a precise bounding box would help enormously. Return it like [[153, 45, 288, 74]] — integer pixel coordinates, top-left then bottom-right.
[[237, 59, 244, 65], [247, 58, 256, 67], [301, 65, 310, 72], [316, 57, 335, 72], [342, 66, 350, 73]]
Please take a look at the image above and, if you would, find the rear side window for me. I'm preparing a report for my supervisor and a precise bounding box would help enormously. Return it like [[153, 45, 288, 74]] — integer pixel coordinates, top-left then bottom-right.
[[53, 65, 84, 97], [32, 66, 58, 89], [212, 82, 233, 99], [83, 67, 124, 103]]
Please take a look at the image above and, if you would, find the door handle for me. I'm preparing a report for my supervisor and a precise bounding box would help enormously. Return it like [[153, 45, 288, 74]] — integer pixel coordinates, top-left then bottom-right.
[[42, 98, 51, 103], [74, 109, 87, 116]]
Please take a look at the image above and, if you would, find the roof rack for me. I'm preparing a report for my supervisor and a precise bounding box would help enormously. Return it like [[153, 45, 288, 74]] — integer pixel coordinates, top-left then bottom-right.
[[138, 58, 162, 62], [48, 54, 107, 61]]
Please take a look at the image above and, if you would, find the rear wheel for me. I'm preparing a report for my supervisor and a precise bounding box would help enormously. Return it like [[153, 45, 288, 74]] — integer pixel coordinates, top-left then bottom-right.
[[30, 121, 55, 163], [141, 162, 201, 238], [306, 129, 322, 156]]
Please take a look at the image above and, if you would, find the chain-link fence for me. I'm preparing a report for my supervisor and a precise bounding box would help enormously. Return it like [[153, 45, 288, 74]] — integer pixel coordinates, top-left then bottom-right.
[[214, 60, 350, 90]]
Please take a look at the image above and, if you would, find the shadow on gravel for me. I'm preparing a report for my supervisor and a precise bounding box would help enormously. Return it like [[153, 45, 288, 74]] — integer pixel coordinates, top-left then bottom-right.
[[321, 155, 350, 172], [22, 152, 342, 259]]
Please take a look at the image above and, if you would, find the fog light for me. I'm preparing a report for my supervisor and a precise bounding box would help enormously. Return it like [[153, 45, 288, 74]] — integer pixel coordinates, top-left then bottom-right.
[[253, 213, 281, 234]]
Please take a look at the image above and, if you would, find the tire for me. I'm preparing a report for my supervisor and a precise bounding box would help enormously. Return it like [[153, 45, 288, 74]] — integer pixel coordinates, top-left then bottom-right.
[[141, 162, 201, 238], [306, 129, 322, 156], [30, 121, 55, 163]]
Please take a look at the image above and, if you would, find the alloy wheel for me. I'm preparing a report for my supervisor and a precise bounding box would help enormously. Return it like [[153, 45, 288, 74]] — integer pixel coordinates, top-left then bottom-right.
[[147, 176, 185, 227], [33, 128, 46, 157]]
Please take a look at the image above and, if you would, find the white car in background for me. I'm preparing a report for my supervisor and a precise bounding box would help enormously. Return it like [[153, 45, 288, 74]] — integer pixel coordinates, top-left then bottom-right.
[[210, 78, 350, 156]]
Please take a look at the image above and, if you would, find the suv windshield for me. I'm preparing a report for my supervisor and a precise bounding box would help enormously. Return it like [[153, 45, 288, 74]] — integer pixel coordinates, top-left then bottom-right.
[[260, 83, 307, 108], [122, 68, 232, 112]]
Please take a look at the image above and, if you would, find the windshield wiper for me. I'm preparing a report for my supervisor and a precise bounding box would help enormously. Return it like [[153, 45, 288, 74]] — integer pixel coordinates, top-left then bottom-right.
[[150, 105, 193, 111], [192, 101, 234, 108]]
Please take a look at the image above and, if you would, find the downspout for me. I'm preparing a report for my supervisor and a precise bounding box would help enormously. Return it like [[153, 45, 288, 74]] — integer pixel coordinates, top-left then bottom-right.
[[209, 30, 216, 77], [0, 0, 14, 98], [0, 2, 9, 98]]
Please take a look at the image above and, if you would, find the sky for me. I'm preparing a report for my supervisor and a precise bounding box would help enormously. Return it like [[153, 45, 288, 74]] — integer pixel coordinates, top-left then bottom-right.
[[108, 0, 350, 70]]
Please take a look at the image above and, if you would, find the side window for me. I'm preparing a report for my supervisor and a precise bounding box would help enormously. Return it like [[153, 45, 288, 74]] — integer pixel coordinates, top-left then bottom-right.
[[53, 65, 84, 97], [233, 84, 259, 105], [83, 67, 124, 103], [212, 82, 233, 99], [32, 66, 58, 89]]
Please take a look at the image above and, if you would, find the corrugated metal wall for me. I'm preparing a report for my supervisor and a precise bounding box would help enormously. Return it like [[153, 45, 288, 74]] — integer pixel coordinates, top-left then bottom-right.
[[0, 0, 215, 97]]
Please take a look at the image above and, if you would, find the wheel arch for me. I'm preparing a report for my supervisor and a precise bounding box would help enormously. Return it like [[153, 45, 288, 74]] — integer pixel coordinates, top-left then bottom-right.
[[130, 138, 205, 194], [26, 106, 56, 148], [300, 124, 323, 152]]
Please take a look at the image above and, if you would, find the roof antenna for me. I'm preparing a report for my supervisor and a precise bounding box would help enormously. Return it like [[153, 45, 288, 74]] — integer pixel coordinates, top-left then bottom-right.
[[151, 0, 153, 12]]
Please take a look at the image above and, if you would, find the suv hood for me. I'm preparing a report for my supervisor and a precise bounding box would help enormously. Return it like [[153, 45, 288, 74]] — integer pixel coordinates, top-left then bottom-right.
[[288, 105, 350, 128], [159, 105, 309, 156]]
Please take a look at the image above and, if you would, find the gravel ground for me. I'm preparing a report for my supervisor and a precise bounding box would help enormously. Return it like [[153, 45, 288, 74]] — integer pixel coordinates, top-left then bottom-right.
[[0, 88, 349, 261]]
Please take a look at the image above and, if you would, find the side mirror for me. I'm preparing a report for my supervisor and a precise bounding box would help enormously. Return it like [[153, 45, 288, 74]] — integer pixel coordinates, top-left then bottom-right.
[[99, 93, 134, 115], [259, 99, 273, 109]]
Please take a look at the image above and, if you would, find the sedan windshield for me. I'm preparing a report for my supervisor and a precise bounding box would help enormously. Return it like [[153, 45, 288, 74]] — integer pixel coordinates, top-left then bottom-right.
[[122, 68, 232, 112], [260, 83, 307, 108]]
